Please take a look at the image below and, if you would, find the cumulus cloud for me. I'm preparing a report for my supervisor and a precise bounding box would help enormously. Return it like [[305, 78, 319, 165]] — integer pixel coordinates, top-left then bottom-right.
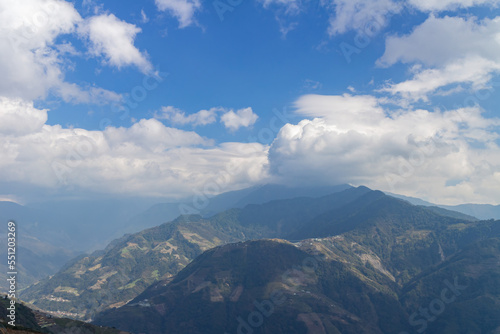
[[220, 107, 259, 132], [0, 0, 80, 100], [79, 13, 152, 74], [0, 97, 268, 201], [156, 106, 219, 126], [155, 0, 201, 28], [378, 15, 500, 101], [268, 94, 500, 204], [156, 106, 259, 131], [0, 0, 140, 103], [0, 97, 47, 135]]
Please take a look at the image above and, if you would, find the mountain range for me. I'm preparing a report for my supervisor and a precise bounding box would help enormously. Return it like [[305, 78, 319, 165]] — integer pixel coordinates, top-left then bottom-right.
[[18, 185, 500, 334], [91, 189, 500, 333], [19, 185, 361, 320], [0, 184, 352, 291]]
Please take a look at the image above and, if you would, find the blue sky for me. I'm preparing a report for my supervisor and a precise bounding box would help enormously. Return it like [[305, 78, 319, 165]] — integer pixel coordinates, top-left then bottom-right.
[[1, 0, 500, 205]]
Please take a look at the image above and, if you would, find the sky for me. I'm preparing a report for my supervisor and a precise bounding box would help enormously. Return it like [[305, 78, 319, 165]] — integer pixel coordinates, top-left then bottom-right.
[[0, 0, 500, 205]]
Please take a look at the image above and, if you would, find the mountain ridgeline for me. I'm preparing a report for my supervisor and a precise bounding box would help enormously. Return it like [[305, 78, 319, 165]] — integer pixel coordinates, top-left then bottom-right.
[[20, 186, 500, 333], [20, 186, 365, 320]]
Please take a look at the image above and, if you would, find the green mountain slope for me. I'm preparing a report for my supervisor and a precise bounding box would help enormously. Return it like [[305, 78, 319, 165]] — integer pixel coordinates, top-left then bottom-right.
[[94, 239, 408, 334], [292, 191, 500, 284]]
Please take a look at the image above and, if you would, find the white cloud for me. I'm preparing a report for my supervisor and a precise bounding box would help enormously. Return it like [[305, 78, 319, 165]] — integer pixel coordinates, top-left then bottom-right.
[[140, 9, 149, 23], [0, 97, 269, 201], [157, 106, 259, 131], [79, 13, 152, 74], [156, 106, 219, 126], [325, 0, 402, 36], [407, 0, 500, 12], [0, 0, 132, 104], [378, 15, 500, 101], [380, 56, 500, 101], [268, 94, 500, 204], [0, 97, 47, 135], [103, 118, 209, 152], [258, 0, 301, 14], [220, 107, 259, 131], [56, 83, 122, 104], [378, 16, 500, 68], [0, 0, 81, 100], [155, 0, 201, 28]]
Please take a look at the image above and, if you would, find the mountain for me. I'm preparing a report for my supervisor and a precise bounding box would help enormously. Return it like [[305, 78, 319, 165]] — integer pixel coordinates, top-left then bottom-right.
[[0, 198, 155, 253], [399, 237, 500, 333], [119, 184, 353, 235], [388, 192, 500, 220], [94, 239, 408, 334], [386, 192, 436, 206], [21, 186, 495, 324], [0, 297, 130, 333], [0, 202, 79, 291], [290, 190, 500, 284], [440, 203, 500, 220], [25, 198, 157, 251], [0, 235, 78, 292], [92, 194, 500, 333], [420, 206, 478, 221], [19, 186, 364, 320], [19, 213, 262, 320]]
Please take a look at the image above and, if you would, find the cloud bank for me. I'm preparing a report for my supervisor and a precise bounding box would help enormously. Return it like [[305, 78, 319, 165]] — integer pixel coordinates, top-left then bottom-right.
[[269, 94, 500, 204], [0, 97, 268, 201]]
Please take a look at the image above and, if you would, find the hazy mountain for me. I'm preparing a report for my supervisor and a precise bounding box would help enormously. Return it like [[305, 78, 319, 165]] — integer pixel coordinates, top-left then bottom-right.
[[120, 184, 353, 235], [386, 192, 436, 206], [0, 199, 156, 253], [26, 198, 158, 251], [388, 192, 500, 220], [440, 203, 500, 220], [0, 202, 79, 291], [419, 206, 478, 221]]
